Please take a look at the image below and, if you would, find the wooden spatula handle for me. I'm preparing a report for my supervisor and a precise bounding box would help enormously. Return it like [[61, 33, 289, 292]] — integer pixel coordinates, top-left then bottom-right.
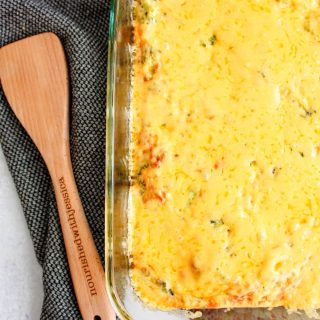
[[49, 155, 115, 320]]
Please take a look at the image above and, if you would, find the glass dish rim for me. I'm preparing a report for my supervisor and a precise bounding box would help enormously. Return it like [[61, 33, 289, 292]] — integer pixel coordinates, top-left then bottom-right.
[[105, 0, 127, 318]]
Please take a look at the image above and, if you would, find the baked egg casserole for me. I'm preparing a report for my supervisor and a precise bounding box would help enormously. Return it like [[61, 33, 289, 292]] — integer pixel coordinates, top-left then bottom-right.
[[129, 0, 320, 312]]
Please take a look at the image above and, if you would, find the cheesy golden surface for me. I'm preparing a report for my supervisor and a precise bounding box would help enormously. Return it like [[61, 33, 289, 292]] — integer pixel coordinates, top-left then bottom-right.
[[129, 0, 320, 311]]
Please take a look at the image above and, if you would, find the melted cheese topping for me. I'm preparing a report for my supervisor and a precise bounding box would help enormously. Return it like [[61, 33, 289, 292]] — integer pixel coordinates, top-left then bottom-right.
[[129, 0, 320, 311]]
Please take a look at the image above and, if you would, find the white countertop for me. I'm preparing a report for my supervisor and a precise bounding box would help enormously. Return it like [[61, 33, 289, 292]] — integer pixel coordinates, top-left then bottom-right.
[[0, 146, 43, 320]]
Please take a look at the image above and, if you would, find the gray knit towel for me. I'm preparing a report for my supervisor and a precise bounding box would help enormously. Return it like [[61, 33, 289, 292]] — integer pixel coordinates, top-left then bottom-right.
[[0, 1, 110, 318]]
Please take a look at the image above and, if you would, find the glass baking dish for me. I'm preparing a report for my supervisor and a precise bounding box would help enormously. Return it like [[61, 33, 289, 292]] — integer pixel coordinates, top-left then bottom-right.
[[105, 0, 319, 319]]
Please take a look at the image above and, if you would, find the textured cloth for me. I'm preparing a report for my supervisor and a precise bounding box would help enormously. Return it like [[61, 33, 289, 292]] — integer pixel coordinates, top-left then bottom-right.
[[0, 1, 110, 318]]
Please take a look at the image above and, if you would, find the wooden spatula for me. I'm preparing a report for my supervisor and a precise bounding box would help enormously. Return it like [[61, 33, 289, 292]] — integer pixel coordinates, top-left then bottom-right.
[[0, 33, 115, 320]]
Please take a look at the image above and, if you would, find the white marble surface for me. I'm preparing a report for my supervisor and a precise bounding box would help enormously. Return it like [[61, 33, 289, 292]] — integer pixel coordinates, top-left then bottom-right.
[[0, 146, 43, 320]]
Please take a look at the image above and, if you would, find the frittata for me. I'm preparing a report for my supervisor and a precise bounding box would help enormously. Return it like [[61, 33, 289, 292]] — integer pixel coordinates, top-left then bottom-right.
[[129, 0, 320, 312]]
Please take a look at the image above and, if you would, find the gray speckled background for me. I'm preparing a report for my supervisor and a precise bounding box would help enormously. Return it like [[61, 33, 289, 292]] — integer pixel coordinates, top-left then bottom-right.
[[0, 146, 43, 320]]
